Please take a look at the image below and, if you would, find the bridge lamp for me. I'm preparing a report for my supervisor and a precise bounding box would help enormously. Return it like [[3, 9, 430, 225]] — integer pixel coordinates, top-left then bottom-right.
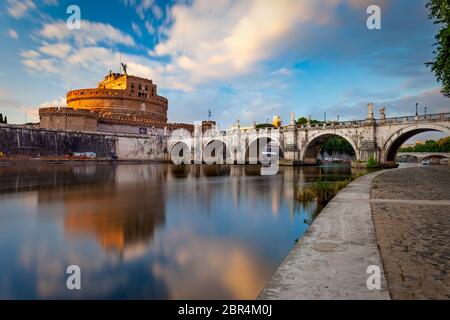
[[415, 102, 419, 116], [424, 106, 427, 117], [324, 112, 327, 123]]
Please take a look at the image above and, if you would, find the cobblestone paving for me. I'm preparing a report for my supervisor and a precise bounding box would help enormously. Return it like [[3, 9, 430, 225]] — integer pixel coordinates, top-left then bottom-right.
[[371, 166, 450, 300]]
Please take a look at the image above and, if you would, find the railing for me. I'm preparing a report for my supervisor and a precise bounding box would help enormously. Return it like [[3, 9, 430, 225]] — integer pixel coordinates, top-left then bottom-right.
[[295, 113, 449, 130], [380, 113, 450, 124]]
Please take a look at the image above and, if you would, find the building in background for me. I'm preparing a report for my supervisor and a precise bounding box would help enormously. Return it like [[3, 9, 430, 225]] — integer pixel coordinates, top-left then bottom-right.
[[272, 115, 281, 127]]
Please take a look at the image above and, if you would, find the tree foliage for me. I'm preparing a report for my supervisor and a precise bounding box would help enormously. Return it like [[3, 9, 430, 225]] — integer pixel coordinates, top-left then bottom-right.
[[426, 0, 450, 97], [255, 123, 275, 129], [399, 137, 450, 152], [297, 117, 320, 125], [321, 137, 355, 155]]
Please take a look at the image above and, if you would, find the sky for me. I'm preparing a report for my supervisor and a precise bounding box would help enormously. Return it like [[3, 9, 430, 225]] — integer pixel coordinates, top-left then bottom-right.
[[0, 0, 449, 141]]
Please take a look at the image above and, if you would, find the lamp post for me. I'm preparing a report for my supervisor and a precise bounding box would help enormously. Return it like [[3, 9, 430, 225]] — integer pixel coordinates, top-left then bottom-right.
[[324, 112, 327, 123], [415, 102, 419, 116], [337, 115, 340, 123], [424, 106, 427, 117]]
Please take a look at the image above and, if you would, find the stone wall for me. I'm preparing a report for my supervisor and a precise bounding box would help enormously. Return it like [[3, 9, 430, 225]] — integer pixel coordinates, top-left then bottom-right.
[[0, 124, 167, 161], [97, 122, 165, 136], [40, 107, 98, 132]]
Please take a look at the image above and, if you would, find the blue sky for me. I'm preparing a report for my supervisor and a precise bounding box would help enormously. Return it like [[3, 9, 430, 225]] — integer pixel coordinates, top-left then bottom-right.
[[0, 0, 449, 139]]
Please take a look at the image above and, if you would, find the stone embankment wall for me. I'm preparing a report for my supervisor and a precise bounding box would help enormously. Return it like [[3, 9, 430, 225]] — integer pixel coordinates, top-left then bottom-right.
[[0, 124, 167, 161], [317, 151, 355, 162]]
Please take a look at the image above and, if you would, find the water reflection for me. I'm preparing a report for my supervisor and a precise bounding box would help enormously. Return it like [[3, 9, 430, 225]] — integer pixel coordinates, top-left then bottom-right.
[[0, 163, 362, 299]]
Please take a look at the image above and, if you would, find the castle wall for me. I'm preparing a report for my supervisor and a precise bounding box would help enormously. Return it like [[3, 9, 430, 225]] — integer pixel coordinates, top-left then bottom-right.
[[97, 122, 165, 136], [115, 135, 166, 161], [39, 107, 99, 132], [67, 77, 168, 123], [40, 114, 98, 132], [0, 124, 167, 161], [67, 95, 167, 122]]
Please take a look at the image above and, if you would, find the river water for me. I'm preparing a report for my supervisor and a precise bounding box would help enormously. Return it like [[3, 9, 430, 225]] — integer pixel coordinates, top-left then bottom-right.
[[0, 163, 365, 299]]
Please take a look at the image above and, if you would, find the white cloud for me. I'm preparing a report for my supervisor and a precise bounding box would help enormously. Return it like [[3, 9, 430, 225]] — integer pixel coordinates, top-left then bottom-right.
[[6, 0, 36, 18], [20, 50, 41, 59], [152, 4, 163, 20], [39, 96, 67, 108], [131, 22, 143, 37], [39, 43, 72, 58], [271, 68, 292, 77], [123, 0, 156, 20], [7, 29, 19, 39], [149, 0, 367, 87], [23, 58, 57, 73], [43, 0, 59, 6], [23, 97, 67, 123], [40, 20, 136, 47], [144, 20, 155, 34]]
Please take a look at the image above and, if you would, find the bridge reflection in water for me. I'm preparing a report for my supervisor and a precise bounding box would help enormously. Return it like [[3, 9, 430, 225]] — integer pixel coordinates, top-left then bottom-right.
[[0, 163, 366, 299]]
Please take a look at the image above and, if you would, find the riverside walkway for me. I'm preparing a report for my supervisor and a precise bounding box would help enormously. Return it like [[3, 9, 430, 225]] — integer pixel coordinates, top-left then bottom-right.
[[371, 166, 450, 299], [259, 166, 450, 300]]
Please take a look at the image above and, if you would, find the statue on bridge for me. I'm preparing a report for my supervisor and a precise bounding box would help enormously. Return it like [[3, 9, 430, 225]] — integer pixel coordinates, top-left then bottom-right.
[[290, 112, 296, 126], [367, 103, 374, 121], [380, 107, 386, 122]]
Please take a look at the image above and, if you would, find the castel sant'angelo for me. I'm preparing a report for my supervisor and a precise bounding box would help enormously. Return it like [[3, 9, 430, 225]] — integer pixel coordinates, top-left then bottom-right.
[[39, 64, 202, 135]]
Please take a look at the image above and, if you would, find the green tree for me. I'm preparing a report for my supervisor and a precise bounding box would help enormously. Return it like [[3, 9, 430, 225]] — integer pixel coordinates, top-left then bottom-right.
[[297, 117, 308, 125], [255, 123, 275, 129], [321, 137, 355, 156], [399, 137, 450, 152], [297, 116, 320, 125], [426, 0, 450, 97]]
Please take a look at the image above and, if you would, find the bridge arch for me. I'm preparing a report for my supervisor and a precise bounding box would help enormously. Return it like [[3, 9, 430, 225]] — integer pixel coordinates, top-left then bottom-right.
[[300, 133, 358, 165], [202, 139, 233, 164], [169, 141, 192, 164], [382, 123, 450, 163], [245, 136, 284, 164]]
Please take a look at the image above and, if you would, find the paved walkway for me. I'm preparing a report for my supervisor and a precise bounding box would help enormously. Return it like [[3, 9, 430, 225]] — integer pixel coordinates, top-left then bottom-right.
[[259, 171, 390, 300], [371, 166, 450, 299]]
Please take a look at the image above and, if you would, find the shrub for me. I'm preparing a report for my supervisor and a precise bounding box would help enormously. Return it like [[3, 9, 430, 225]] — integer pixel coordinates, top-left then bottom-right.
[[367, 156, 378, 168]]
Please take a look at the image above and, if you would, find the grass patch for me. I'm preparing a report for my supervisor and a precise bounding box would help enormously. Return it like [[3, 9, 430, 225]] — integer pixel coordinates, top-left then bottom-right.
[[297, 178, 352, 203], [366, 156, 378, 169]]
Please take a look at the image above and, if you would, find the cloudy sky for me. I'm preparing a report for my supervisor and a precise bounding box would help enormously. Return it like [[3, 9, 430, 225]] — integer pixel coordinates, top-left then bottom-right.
[[0, 0, 449, 137]]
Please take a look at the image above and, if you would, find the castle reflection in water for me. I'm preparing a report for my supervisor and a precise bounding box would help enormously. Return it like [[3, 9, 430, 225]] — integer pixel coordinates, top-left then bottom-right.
[[0, 163, 359, 299]]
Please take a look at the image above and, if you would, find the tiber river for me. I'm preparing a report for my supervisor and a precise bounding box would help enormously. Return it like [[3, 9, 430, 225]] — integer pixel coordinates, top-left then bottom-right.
[[0, 163, 367, 299]]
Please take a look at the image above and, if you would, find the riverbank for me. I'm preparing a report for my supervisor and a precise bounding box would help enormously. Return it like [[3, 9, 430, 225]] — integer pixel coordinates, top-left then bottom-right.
[[259, 170, 390, 299], [259, 166, 450, 300], [371, 166, 450, 299]]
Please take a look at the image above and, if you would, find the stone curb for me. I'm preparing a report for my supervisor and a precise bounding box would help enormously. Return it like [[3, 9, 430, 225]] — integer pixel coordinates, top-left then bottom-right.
[[259, 170, 391, 300]]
